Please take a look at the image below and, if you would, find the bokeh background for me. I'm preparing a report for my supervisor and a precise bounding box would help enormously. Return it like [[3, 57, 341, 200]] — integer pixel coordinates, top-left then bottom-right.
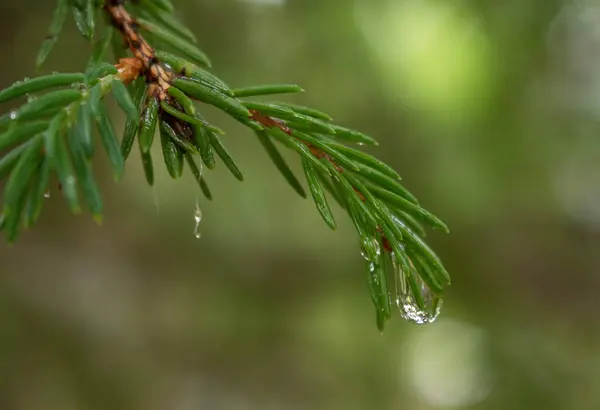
[[1, 0, 600, 409]]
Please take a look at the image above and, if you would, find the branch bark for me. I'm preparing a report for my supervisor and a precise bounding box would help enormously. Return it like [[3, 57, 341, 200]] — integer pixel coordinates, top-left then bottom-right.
[[104, 0, 174, 99]]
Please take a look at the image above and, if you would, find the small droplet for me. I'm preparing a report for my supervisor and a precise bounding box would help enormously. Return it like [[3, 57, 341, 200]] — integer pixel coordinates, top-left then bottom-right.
[[193, 199, 202, 239], [392, 254, 442, 325], [9, 110, 18, 120], [198, 162, 204, 179], [360, 236, 381, 261], [52, 71, 59, 75], [23, 77, 30, 82], [72, 82, 87, 92], [44, 191, 51, 199], [26, 94, 36, 103]]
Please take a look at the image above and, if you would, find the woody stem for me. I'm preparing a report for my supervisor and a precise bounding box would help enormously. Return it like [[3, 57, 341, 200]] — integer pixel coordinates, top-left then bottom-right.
[[103, 0, 174, 99]]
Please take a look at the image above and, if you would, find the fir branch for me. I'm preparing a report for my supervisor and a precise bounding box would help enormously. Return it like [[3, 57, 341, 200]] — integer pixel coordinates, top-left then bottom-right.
[[0, 0, 451, 330]]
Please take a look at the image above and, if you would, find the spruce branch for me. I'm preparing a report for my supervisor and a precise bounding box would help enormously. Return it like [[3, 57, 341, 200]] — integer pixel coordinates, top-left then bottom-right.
[[0, 0, 451, 329]]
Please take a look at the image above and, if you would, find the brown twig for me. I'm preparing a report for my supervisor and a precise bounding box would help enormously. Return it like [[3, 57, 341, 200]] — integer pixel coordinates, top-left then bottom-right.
[[104, 0, 174, 99]]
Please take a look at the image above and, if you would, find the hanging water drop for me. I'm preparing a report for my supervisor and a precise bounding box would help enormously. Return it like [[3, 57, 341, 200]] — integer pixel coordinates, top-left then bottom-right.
[[9, 110, 18, 120], [392, 253, 442, 325], [193, 199, 202, 239], [44, 191, 51, 199]]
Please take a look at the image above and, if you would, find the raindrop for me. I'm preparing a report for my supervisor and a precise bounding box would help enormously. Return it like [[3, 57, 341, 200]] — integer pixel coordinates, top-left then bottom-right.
[[44, 191, 51, 199], [72, 82, 87, 92], [9, 110, 18, 120], [26, 94, 35, 103], [360, 236, 381, 261], [392, 253, 442, 325], [23, 77, 30, 82], [193, 198, 202, 239]]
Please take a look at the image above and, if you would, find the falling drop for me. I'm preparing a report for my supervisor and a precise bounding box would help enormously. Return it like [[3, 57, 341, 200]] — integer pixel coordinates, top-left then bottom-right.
[[392, 253, 442, 325], [193, 198, 202, 239]]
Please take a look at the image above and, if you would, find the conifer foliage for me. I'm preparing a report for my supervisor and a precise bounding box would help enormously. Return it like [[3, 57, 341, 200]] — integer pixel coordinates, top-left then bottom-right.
[[0, 0, 451, 329]]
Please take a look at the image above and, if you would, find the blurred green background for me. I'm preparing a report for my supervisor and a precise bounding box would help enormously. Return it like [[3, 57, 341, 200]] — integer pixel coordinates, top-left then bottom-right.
[[2, 0, 600, 409]]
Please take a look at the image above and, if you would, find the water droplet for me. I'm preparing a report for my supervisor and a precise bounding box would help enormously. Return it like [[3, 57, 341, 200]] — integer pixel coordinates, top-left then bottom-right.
[[71, 82, 87, 92], [9, 111, 18, 120], [198, 162, 204, 179], [392, 254, 442, 325], [193, 199, 202, 239], [44, 191, 51, 199], [52, 71, 59, 75], [23, 77, 30, 82], [26, 94, 36, 103], [360, 236, 381, 261]]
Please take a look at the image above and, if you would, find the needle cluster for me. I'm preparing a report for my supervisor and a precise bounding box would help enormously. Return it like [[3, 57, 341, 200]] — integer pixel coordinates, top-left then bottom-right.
[[0, 0, 451, 329]]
